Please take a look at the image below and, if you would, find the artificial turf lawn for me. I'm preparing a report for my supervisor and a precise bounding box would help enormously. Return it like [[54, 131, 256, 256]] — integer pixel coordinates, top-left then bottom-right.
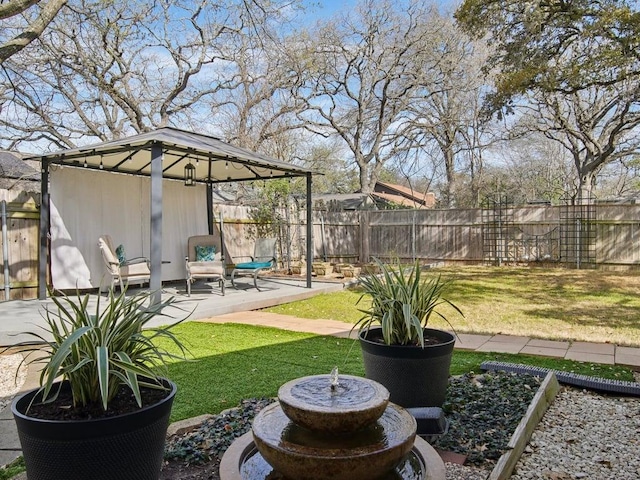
[[0, 458, 24, 480], [161, 322, 635, 422]]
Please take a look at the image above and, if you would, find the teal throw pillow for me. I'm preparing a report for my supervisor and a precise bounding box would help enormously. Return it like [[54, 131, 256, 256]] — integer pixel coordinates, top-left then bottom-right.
[[115, 244, 126, 265], [195, 245, 216, 262]]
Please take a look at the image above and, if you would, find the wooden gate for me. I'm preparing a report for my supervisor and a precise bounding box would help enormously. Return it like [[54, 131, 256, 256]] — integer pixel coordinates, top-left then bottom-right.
[[0, 200, 40, 300]]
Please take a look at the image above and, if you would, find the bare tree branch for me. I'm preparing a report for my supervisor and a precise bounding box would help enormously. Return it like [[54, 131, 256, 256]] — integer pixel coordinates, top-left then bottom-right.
[[0, 0, 67, 63]]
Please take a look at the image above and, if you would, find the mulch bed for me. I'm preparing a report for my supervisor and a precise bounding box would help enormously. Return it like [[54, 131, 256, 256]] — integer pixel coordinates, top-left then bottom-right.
[[160, 460, 222, 480]]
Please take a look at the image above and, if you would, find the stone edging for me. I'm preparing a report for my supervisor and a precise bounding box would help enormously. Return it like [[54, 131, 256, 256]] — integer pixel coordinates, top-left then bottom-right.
[[166, 413, 214, 437], [487, 371, 561, 480]]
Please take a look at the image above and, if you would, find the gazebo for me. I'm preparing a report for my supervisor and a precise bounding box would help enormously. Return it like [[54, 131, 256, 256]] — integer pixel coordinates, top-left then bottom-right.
[[25, 127, 316, 303]]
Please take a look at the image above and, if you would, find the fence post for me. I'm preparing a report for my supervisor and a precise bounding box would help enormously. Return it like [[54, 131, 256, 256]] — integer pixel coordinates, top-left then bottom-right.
[[360, 210, 370, 264], [412, 210, 417, 262], [1, 200, 9, 301]]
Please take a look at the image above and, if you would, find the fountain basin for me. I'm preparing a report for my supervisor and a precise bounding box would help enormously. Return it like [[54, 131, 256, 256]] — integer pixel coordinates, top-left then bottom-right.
[[278, 374, 389, 433], [251, 402, 416, 480], [220, 431, 446, 480]]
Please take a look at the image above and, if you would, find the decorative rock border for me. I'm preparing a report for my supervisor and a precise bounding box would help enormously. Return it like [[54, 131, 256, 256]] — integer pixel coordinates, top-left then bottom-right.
[[482, 360, 640, 396]]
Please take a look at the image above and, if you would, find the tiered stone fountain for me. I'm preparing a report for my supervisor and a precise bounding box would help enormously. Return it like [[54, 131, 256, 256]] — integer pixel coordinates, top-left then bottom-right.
[[220, 369, 445, 480]]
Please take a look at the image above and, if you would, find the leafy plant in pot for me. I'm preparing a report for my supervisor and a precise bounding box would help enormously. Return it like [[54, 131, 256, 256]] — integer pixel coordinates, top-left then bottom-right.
[[10, 288, 189, 480], [354, 259, 463, 408]]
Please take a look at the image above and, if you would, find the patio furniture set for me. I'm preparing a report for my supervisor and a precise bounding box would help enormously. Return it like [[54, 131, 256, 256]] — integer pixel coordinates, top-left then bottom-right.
[[98, 234, 277, 295]]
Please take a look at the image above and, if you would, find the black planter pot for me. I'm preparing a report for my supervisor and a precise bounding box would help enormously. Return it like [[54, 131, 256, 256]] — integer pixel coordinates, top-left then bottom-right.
[[359, 327, 455, 408], [11, 379, 176, 480]]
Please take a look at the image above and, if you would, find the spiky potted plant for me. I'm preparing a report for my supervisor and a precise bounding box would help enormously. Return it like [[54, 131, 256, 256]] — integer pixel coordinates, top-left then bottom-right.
[[10, 288, 189, 480], [354, 258, 463, 408]]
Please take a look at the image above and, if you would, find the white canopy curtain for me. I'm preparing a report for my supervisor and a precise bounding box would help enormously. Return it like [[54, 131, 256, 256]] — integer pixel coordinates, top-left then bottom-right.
[[28, 127, 315, 303], [49, 168, 208, 290]]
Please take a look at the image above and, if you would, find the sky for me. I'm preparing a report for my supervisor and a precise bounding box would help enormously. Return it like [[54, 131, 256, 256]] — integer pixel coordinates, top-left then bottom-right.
[[300, 0, 461, 23]]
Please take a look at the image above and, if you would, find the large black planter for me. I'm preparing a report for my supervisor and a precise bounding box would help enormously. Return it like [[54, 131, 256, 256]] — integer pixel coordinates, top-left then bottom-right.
[[359, 327, 455, 408], [11, 379, 176, 480]]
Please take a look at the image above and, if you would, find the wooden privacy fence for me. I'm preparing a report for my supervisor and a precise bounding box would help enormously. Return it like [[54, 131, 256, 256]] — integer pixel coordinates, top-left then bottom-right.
[[218, 203, 640, 270], [5, 201, 640, 301], [0, 200, 40, 300]]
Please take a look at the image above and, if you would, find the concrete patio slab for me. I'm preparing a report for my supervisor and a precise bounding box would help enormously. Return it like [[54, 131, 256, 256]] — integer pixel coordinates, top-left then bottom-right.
[[294, 325, 348, 337], [302, 325, 354, 338], [0, 405, 13, 421], [564, 350, 615, 365], [204, 311, 356, 337], [615, 346, 640, 357], [520, 345, 567, 358], [0, 418, 20, 450], [332, 330, 355, 339], [0, 278, 344, 347], [488, 334, 531, 345], [568, 341, 615, 355], [615, 346, 640, 368], [474, 334, 530, 354], [0, 448, 21, 471], [527, 339, 571, 349], [453, 333, 492, 350], [519, 339, 570, 358], [475, 341, 524, 354]]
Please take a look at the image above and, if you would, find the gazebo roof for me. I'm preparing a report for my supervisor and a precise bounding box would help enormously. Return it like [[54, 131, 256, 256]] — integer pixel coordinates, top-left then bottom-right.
[[24, 127, 313, 184]]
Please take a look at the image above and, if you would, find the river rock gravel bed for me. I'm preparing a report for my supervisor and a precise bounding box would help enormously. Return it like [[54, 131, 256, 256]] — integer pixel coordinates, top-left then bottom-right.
[[443, 462, 488, 480], [0, 354, 26, 413], [511, 387, 640, 480]]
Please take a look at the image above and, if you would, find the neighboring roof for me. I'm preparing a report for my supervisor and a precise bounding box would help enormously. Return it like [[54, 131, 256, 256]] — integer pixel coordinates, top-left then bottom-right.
[[314, 189, 435, 211], [23, 127, 314, 184], [312, 193, 378, 210], [0, 151, 40, 192], [374, 181, 435, 208], [0, 151, 39, 180], [376, 182, 418, 197], [372, 191, 422, 208]]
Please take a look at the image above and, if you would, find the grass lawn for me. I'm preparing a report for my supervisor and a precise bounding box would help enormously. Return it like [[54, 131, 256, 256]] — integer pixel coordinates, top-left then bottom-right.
[[266, 266, 640, 346], [0, 458, 23, 480], [161, 322, 635, 423]]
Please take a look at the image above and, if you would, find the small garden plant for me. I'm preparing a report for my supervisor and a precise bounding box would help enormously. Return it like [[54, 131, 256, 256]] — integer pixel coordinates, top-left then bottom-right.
[[354, 258, 463, 346]]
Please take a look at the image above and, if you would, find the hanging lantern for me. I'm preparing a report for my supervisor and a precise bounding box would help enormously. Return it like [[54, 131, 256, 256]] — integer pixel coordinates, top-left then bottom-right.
[[184, 161, 196, 186]]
